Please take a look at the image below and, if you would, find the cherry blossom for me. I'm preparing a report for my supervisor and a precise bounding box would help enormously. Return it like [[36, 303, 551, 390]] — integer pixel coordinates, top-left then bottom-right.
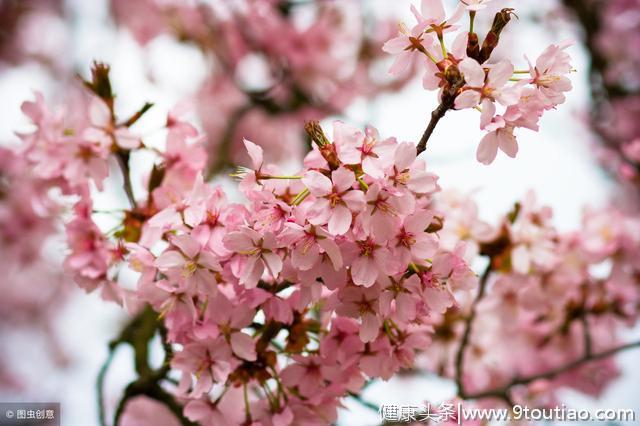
[[6, 2, 639, 426]]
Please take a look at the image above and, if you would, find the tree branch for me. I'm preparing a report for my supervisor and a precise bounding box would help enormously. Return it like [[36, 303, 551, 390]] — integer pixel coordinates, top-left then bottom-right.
[[115, 150, 137, 209], [462, 340, 640, 401], [97, 344, 117, 426], [416, 79, 465, 155], [455, 262, 492, 397], [97, 306, 194, 426]]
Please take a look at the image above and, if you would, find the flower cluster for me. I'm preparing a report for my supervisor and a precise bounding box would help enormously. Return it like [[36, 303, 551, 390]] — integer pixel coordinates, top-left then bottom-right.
[[421, 190, 640, 403], [384, 0, 573, 164], [563, 0, 640, 187], [7, 1, 640, 425], [122, 120, 480, 424], [0, 146, 68, 392]]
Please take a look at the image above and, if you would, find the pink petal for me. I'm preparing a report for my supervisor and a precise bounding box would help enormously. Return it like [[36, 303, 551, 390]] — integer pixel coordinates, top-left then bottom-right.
[[389, 51, 414, 76], [318, 238, 343, 270], [488, 60, 514, 89], [333, 121, 363, 163], [511, 245, 531, 274], [341, 190, 366, 212], [89, 98, 111, 127], [454, 90, 481, 109], [422, 61, 441, 90], [223, 231, 254, 252], [243, 139, 263, 170], [155, 250, 184, 270], [393, 142, 417, 171], [396, 293, 417, 322], [302, 170, 332, 196], [422, 0, 445, 22], [198, 251, 221, 271], [476, 132, 499, 165], [382, 35, 408, 54], [459, 58, 485, 87], [479, 99, 497, 130], [230, 332, 257, 361], [359, 313, 380, 343], [497, 129, 518, 158], [240, 256, 263, 288], [328, 204, 352, 235], [331, 167, 356, 192], [262, 252, 283, 276], [351, 256, 378, 287], [172, 234, 200, 259]]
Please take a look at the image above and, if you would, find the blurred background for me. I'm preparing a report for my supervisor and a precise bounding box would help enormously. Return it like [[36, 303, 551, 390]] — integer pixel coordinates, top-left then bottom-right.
[[0, 0, 638, 425]]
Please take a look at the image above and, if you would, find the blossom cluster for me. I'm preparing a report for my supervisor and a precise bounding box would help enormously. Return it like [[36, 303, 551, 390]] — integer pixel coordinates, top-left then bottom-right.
[[570, 0, 640, 187], [0, 146, 68, 391], [126, 120, 485, 423], [384, 0, 573, 164], [422, 190, 640, 402], [6, 1, 640, 425]]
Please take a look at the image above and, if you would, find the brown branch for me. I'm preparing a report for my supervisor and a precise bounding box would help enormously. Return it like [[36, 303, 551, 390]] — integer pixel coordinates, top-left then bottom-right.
[[115, 150, 137, 209], [455, 261, 640, 403], [455, 262, 492, 396], [462, 340, 640, 401], [580, 314, 593, 357], [98, 306, 194, 426], [416, 79, 465, 155]]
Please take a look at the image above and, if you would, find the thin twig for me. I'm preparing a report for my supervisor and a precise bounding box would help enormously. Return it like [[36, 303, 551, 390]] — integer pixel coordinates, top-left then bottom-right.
[[115, 150, 137, 209], [416, 103, 451, 155], [97, 345, 117, 426], [463, 340, 640, 401], [455, 262, 492, 396], [416, 79, 466, 155], [348, 392, 379, 412], [580, 314, 593, 357]]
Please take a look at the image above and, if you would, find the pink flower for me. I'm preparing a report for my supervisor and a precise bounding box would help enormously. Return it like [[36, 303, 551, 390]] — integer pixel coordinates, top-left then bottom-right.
[[459, 0, 493, 11], [361, 182, 414, 242], [392, 211, 438, 267], [455, 59, 520, 109], [302, 167, 365, 235], [320, 317, 364, 364], [183, 399, 231, 426], [335, 285, 382, 342], [475, 100, 519, 164], [385, 142, 439, 195], [344, 236, 397, 287], [223, 226, 283, 288], [154, 233, 221, 294], [528, 42, 573, 107], [237, 138, 265, 190], [282, 223, 343, 271], [281, 355, 339, 398], [202, 293, 257, 361], [172, 338, 236, 398], [378, 275, 421, 322], [382, 20, 432, 75], [166, 102, 199, 147], [63, 198, 113, 294], [411, 0, 465, 29], [333, 122, 396, 178]]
